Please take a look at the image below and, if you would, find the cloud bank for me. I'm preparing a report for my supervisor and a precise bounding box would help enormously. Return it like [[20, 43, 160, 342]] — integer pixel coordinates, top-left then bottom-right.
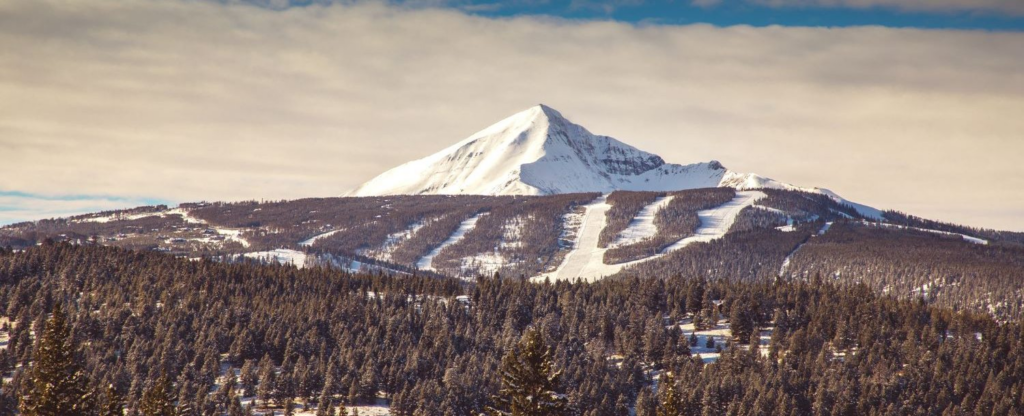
[[1, 0, 1022, 230], [750, 0, 1024, 16]]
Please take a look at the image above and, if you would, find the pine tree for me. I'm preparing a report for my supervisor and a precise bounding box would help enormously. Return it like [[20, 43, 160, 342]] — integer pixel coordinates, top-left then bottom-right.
[[139, 374, 175, 416], [19, 302, 96, 416], [656, 373, 681, 416], [487, 328, 568, 416], [730, 299, 756, 344], [284, 397, 295, 416], [100, 384, 124, 416], [228, 396, 245, 416]]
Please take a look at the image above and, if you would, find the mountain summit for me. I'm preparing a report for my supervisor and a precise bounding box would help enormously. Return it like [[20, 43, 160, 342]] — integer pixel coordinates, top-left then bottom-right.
[[350, 104, 728, 196], [348, 104, 882, 218]]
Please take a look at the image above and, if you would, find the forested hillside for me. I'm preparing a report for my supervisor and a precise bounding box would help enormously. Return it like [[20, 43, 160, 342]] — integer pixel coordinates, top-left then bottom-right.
[[2, 188, 1023, 321], [0, 243, 1021, 415]]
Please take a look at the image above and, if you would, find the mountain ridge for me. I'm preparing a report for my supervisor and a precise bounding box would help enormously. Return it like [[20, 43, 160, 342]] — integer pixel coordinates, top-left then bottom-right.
[[348, 104, 883, 219]]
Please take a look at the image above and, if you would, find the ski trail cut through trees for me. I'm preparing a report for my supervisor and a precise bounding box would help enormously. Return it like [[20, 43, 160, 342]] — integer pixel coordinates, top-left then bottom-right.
[[612, 196, 674, 247], [779, 221, 832, 277], [537, 191, 765, 282], [660, 191, 766, 253], [416, 213, 487, 271]]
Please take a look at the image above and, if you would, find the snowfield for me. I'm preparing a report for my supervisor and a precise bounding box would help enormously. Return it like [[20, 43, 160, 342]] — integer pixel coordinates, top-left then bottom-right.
[[348, 104, 881, 226], [349, 105, 726, 196]]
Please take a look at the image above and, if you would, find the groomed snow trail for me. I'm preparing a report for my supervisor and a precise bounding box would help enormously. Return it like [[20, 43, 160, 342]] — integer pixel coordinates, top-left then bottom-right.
[[299, 230, 342, 247], [537, 191, 765, 282], [612, 196, 674, 247], [860, 221, 988, 245], [416, 213, 487, 271], [779, 221, 832, 277], [539, 195, 613, 282], [660, 191, 765, 253]]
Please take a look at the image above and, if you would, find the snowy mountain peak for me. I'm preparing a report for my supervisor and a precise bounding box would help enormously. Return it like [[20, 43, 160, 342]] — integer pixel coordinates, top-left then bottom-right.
[[348, 105, 881, 219], [349, 105, 727, 196]]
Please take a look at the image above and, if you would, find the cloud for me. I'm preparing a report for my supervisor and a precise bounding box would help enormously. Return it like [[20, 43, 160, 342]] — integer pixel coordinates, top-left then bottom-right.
[[750, 0, 1024, 16], [1, 0, 1022, 230], [0, 191, 168, 226]]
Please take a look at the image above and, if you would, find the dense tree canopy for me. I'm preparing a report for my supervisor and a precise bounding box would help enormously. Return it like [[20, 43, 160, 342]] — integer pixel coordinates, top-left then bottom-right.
[[0, 243, 1020, 415]]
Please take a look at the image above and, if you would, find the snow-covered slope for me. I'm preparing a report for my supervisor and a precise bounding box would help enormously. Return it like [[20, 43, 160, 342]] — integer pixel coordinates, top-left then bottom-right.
[[719, 171, 883, 220], [350, 104, 880, 218], [349, 105, 727, 196]]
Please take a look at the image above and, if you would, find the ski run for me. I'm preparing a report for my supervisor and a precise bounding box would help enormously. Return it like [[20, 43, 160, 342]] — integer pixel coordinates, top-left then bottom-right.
[[538, 191, 765, 282], [416, 212, 488, 271]]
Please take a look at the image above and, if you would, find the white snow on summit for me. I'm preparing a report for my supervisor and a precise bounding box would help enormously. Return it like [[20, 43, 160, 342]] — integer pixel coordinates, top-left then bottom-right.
[[350, 104, 881, 220], [349, 105, 727, 197]]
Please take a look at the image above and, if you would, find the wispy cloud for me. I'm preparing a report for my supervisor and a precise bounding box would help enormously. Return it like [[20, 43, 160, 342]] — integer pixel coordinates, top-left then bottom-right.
[[1, 0, 1022, 230], [749, 0, 1024, 16], [0, 191, 168, 226]]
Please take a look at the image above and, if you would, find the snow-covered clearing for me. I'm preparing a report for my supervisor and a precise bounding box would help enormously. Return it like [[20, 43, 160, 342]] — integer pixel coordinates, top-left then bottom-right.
[[77, 210, 167, 223], [537, 191, 764, 282], [298, 229, 343, 247], [416, 213, 487, 271], [214, 227, 251, 248], [677, 317, 772, 363], [243, 249, 308, 268], [611, 196, 674, 247], [775, 217, 796, 232]]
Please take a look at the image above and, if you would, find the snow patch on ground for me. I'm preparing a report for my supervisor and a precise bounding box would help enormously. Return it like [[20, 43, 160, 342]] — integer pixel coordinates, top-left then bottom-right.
[[298, 229, 343, 247], [243, 249, 308, 268], [677, 317, 773, 364], [611, 196, 674, 247], [416, 213, 487, 271]]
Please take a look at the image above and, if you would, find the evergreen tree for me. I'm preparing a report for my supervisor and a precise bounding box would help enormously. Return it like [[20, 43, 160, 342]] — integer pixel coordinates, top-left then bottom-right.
[[284, 397, 295, 416], [228, 396, 245, 416], [100, 384, 124, 416], [656, 373, 681, 416], [19, 302, 95, 416], [139, 374, 175, 416], [729, 299, 756, 344], [487, 328, 568, 416]]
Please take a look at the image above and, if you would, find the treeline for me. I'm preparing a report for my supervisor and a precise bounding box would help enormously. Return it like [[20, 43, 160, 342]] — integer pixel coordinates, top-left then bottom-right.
[[0, 243, 1021, 415], [884, 210, 1024, 246], [784, 222, 1024, 321]]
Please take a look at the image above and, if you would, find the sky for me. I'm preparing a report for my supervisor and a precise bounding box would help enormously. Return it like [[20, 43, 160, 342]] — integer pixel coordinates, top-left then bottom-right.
[[1, 0, 1022, 231]]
